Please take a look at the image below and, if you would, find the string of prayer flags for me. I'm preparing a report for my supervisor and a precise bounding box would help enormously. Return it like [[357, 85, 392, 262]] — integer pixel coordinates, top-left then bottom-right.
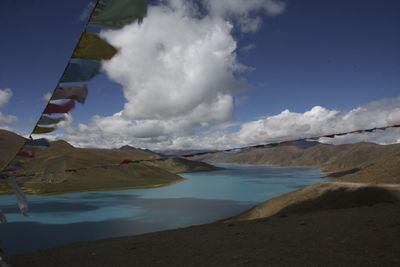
[[43, 99, 75, 115], [37, 116, 66, 125], [60, 59, 101, 82], [32, 126, 57, 134], [72, 32, 117, 60], [0, 0, 149, 220], [88, 0, 147, 28], [51, 84, 88, 104]]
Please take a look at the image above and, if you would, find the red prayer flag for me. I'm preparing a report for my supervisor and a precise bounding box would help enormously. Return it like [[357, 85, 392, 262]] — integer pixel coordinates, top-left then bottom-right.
[[65, 169, 77, 173], [252, 145, 265, 148], [43, 100, 75, 114], [17, 151, 35, 158], [120, 159, 132, 164], [182, 154, 194, 157], [2, 168, 17, 172]]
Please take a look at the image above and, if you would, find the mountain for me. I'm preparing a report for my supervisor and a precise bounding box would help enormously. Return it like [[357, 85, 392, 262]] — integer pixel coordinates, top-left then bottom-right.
[[119, 145, 157, 154], [0, 130, 219, 195], [201, 142, 400, 183]]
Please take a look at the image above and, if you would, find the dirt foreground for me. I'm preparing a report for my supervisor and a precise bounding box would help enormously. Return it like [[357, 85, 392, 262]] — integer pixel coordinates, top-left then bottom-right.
[[7, 182, 400, 267]]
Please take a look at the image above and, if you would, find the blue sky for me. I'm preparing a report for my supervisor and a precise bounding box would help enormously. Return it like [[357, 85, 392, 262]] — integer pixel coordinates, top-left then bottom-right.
[[0, 0, 399, 149]]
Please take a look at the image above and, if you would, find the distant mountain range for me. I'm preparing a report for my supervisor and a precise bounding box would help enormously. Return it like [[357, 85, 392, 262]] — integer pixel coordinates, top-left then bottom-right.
[[0, 130, 219, 195], [199, 141, 400, 184]]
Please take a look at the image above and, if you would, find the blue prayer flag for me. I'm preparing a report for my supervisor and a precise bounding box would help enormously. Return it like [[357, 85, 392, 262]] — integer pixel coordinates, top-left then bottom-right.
[[60, 59, 101, 83]]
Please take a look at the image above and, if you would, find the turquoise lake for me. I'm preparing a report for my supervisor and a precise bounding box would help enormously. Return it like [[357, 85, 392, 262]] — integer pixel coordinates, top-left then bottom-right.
[[0, 163, 325, 255]]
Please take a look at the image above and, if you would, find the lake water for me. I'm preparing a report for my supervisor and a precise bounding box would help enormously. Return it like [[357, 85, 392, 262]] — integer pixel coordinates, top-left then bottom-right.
[[0, 163, 324, 255]]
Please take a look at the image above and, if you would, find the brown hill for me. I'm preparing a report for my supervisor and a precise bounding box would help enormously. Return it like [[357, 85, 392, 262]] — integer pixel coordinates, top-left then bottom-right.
[[0, 130, 218, 195], [202, 142, 400, 183], [0, 129, 26, 168]]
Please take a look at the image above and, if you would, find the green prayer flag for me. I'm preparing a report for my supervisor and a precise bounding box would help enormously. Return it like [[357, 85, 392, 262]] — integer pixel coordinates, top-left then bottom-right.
[[37, 116, 66, 125], [72, 33, 117, 60], [88, 0, 147, 29]]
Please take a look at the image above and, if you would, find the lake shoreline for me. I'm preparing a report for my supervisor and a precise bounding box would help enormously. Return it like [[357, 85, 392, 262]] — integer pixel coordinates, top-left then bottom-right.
[[7, 181, 400, 267]]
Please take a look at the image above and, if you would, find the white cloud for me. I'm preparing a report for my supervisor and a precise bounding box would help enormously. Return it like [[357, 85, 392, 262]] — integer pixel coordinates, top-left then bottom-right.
[[0, 88, 12, 108], [99, 1, 244, 135], [45, 0, 399, 150], [0, 112, 18, 126], [58, 96, 400, 149], [205, 0, 287, 32], [231, 97, 400, 146], [42, 92, 52, 101]]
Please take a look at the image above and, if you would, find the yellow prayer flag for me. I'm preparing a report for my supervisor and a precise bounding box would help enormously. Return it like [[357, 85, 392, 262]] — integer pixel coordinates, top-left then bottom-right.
[[72, 33, 117, 60]]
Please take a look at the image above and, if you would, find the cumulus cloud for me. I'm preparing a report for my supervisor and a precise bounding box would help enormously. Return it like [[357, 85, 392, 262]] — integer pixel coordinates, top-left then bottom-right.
[[99, 0, 247, 135], [233, 97, 400, 145], [204, 0, 287, 32], [0, 88, 19, 129], [0, 112, 18, 126], [43, 0, 399, 150], [0, 88, 12, 108], [58, 96, 400, 149]]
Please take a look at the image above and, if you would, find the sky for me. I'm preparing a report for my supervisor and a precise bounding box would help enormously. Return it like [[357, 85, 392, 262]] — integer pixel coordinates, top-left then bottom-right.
[[0, 0, 399, 150]]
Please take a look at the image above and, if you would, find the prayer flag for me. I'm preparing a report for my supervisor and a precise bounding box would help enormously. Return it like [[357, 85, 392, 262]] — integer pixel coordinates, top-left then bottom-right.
[[51, 84, 88, 104], [0, 210, 6, 224], [17, 151, 35, 158], [9, 179, 28, 216], [23, 138, 50, 151], [252, 145, 265, 148], [120, 159, 132, 164], [43, 99, 75, 114], [268, 143, 279, 147], [24, 138, 50, 147], [208, 150, 221, 154], [37, 115, 66, 125], [97, 165, 108, 169], [2, 168, 17, 173], [6, 163, 25, 169], [10, 159, 28, 165], [280, 140, 295, 144], [60, 59, 101, 82], [32, 126, 57, 134], [88, 0, 147, 29], [72, 33, 117, 60]]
